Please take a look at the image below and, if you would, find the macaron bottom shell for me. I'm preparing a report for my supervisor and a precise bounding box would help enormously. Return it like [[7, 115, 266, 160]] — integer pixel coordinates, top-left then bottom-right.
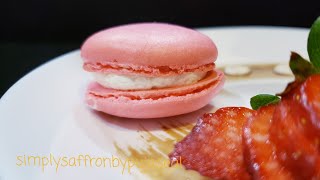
[[85, 70, 225, 118]]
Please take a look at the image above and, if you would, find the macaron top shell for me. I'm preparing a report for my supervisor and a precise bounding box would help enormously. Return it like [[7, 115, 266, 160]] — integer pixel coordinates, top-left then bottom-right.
[[81, 23, 218, 76]]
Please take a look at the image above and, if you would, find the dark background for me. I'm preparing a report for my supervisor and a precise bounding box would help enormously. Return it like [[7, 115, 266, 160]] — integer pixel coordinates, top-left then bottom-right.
[[1, 0, 320, 97]]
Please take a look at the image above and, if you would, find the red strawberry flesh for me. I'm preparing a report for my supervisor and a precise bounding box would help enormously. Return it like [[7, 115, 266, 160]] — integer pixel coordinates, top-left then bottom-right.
[[243, 105, 293, 180], [169, 107, 254, 179]]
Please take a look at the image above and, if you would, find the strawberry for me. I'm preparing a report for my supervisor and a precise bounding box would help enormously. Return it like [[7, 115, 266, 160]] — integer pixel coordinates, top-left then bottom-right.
[[269, 98, 320, 179], [243, 105, 293, 180], [169, 107, 254, 180], [297, 74, 320, 139], [274, 74, 320, 148]]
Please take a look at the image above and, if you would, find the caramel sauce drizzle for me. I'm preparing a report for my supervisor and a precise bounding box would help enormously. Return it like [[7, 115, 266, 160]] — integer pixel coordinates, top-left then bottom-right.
[[114, 120, 211, 180]]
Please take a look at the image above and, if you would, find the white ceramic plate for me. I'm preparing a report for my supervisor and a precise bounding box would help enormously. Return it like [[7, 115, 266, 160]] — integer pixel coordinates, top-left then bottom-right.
[[0, 27, 308, 180]]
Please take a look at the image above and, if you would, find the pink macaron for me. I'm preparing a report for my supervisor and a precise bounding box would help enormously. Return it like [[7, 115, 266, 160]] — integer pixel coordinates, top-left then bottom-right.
[[81, 22, 225, 118]]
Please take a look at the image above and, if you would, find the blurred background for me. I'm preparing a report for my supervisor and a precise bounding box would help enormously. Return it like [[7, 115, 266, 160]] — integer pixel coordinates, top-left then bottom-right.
[[0, 0, 319, 97]]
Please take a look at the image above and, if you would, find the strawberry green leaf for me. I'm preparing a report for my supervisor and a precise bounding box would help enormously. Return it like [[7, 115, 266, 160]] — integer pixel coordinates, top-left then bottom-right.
[[278, 52, 318, 97], [289, 52, 315, 80], [308, 16, 320, 69], [250, 94, 280, 110]]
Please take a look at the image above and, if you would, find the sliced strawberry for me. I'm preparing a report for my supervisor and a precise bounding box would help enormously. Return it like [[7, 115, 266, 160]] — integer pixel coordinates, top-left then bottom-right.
[[297, 74, 320, 139], [169, 107, 254, 180], [243, 105, 293, 180], [270, 99, 320, 179], [279, 75, 320, 143]]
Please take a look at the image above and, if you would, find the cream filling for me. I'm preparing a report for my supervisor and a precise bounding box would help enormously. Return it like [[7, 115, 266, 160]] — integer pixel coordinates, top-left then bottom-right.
[[92, 72, 207, 90]]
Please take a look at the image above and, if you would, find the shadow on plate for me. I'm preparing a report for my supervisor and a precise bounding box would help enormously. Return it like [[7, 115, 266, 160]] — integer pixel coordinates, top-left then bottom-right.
[[94, 104, 215, 131]]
